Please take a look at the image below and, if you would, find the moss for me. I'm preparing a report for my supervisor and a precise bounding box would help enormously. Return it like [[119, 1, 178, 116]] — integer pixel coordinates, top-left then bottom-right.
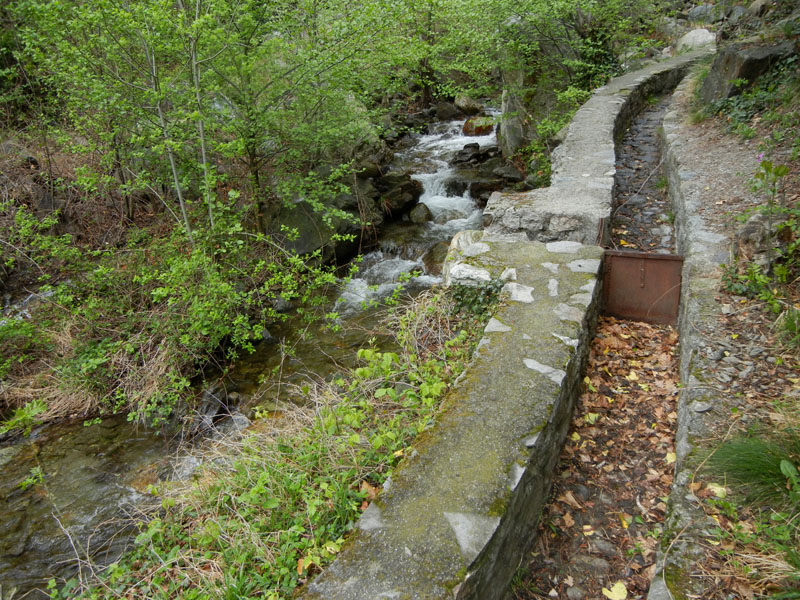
[[445, 566, 469, 591], [662, 564, 691, 600], [488, 492, 509, 517]]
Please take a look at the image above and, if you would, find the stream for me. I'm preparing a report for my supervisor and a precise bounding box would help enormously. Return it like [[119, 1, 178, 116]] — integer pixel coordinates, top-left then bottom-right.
[[0, 115, 498, 597]]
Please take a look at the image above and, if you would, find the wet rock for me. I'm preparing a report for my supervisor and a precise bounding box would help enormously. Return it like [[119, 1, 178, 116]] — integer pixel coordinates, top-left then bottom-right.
[[453, 143, 483, 164], [700, 41, 796, 105], [463, 116, 494, 136], [375, 173, 424, 215], [454, 95, 483, 115], [492, 164, 524, 182], [409, 202, 434, 224], [435, 101, 460, 121], [422, 241, 450, 276], [469, 179, 505, 204]]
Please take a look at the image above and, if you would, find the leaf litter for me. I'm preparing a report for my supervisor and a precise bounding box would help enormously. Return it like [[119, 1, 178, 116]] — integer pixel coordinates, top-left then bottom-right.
[[514, 316, 679, 599]]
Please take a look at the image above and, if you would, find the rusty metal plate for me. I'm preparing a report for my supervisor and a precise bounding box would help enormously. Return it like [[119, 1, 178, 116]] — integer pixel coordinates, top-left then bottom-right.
[[602, 250, 684, 325]]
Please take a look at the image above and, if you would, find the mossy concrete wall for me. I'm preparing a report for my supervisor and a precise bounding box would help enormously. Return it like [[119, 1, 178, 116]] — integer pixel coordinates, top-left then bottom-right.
[[301, 52, 713, 600], [483, 50, 713, 245]]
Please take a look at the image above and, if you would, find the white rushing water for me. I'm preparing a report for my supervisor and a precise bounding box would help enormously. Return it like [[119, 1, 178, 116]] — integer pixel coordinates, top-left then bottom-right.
[[336, 118, 497, 316]]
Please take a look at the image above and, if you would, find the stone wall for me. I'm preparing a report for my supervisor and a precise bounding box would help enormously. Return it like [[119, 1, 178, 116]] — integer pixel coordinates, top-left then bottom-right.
[[300, 50, 713, 600], [483, 50, 711, 245]]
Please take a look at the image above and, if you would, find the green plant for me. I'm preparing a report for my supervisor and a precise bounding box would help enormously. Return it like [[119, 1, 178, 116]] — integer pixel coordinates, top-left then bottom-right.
[[0, 399, 47, 436], [708, 430, 800, 508], [60, 287, 495, 598], [450, 279, 504, 315], [18, 465, 44, 490]]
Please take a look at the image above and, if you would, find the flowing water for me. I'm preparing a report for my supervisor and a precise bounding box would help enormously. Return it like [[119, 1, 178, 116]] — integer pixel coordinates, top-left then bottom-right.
[[0, 116, 497, 597]]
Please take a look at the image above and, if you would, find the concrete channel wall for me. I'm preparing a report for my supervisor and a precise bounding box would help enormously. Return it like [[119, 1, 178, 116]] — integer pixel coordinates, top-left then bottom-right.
[[301, 50, 711, 600], [647, 72, 729, 600]]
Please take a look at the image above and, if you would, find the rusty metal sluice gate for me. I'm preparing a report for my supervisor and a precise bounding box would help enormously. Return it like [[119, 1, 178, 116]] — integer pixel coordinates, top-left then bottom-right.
[[601, 250, 684, 326]]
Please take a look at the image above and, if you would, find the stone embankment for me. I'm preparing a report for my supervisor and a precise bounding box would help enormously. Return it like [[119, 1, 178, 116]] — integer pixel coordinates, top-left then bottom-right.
[[301, 49, 712, 600]]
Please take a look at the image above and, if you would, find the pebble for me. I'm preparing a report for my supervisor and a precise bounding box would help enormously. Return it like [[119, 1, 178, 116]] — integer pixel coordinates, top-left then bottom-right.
[[591, 538, 618, 558], [721, 303, 733, 314], [567, 586, 587, 600], [692, 401, 713, 413], [573, 554, 610, 573]]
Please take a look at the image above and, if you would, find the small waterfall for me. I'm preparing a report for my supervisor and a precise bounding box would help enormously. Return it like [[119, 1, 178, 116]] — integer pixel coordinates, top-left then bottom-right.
[[335, 118, 497, 316]]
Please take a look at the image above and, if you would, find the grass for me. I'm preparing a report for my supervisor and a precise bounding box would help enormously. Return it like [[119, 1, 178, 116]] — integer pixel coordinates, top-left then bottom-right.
[[52, 286, 500, 599]]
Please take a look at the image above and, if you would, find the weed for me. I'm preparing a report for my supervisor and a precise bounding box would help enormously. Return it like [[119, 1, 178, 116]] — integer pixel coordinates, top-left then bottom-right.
[[59, 287, 495, 598], [708, 431, 800, 508]]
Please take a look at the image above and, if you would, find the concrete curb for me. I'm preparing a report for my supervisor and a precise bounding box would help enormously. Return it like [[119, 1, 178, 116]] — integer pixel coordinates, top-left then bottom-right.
[[648, 71, 730, 600], [301, 52, 714, 600]]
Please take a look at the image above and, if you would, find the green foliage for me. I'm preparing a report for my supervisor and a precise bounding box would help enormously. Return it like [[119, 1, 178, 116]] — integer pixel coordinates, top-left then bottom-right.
[[708, 430, 800, 508], [450, 278, 504, 315], [0, 398, 46, 436], [62, 288, 492, 598], [18, 465, 44, 490], [706, 55, 800, 147]]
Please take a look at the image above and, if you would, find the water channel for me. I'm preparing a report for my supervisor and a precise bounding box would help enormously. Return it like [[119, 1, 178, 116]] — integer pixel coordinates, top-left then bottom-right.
[[0, 115, 499, 597]]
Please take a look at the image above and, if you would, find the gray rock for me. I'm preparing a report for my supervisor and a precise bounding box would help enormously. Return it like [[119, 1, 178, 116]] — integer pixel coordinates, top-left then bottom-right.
[[435, 101, 460, 121], [687, 4, 717, 22], [454, 95, 483, 115], [566, 586, 587, 600], [728, 5, 747, 23], [676, 28, 716, 52], [591, 538, 618, 558], [748, 0, 770, 16], [699, 41, 796, 104], [573, 554, 610, 573], [492, 164, 524, 182], [409, 202, 433, 224]]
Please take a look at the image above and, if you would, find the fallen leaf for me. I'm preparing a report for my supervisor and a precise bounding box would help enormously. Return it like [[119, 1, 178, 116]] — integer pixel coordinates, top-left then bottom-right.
[[559, 490, 583, 510], [665, 452, 676, 464], [626, 370, 639, 382], [563, 512, 575, 527], [707, 483, 727, 498], [619, 513, 632, 529], [582, 525, 595, 536], [571, 432, 581, 442], [585, 412, 600, 424], [602, 581, 628, 600]]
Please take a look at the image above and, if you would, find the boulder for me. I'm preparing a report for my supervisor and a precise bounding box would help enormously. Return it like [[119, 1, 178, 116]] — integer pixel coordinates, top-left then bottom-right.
[[687, 4, 719, 22], [452, 143, 482, 164], [435, 101, 460, 121], [462, 116, 495, 136], [728, 5, 747, 23], [492, 164, 524, 183], [454, 95, 483, 115], [375, 172, 423, 215], [469, 179, 505, 205], [699, 41, 796, 104], [675, 28, 716, 52], [747, 0, 771, 16], [409, 202, 434, 224], [421, 241, 450, 276]]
